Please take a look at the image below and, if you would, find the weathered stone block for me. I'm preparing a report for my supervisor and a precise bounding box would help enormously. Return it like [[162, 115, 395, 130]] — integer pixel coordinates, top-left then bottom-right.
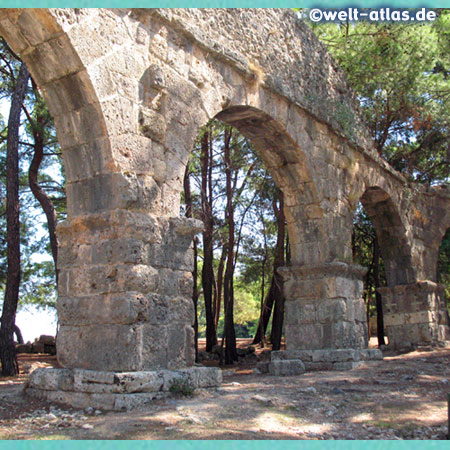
[[58, 292, 149, 326], [294, 323, 323, 349], [178, 271, 194, 297], [168, 297, 195, 325], [146, 294, 169, 325], [359, 349, 383, 360], [113, 371, 163, 393], [303, 361, 334, 371], [353, 298, 367, 323], [25, 34, 84, 85], [141, 324, 169, 370], [177, 367, 223, 388], [57, 324, 142, 371], [42, 70, 97, 117], [333, 361, 363, 370], [139, 108, 167, 142], [317, 299, 347, 323], [321, 349, 358, 362], [29, 368, 74, 391], [90, 238, 146, 266], [74, 369, 115, 385], [332, 322, 357, 349], [0, 18, 30, 53], [268, 360, 305, 376], [167, 325, 194, 369], [380, 282, 450, 349], [60, 264, 159, 297]]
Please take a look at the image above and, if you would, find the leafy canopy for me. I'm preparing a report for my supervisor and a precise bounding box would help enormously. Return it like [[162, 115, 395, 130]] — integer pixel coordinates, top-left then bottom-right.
[[308, 10, 450, 184]]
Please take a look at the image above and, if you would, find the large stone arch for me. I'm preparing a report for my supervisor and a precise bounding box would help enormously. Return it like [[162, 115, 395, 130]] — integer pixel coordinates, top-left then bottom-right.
[[1, 8, 449, 409], [0, 9, 117, 216]]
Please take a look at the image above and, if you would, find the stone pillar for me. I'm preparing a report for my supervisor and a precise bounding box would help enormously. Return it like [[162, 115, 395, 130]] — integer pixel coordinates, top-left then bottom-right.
[[267, 262, 382, 373], [28, 210, 222, 410], [56, 210, 200, 371], [378, 281, 450, 349]]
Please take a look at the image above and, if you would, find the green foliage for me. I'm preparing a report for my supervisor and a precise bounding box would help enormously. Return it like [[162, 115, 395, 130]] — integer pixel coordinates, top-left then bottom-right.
[[437, 228, 450, 310], [169, 378, 195, 397], [187, 120, 280, 339], [0, 38, 65, 311], [307, 10, 450, 184], [352, 204, 386, 316]]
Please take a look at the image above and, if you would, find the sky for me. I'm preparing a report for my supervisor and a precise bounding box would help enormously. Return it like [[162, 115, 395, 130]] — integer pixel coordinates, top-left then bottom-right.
[[16, 306, 57, 342]]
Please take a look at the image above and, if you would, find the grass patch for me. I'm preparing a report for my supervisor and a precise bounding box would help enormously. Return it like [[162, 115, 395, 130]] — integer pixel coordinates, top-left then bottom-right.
[[169, 378, 195, 397]]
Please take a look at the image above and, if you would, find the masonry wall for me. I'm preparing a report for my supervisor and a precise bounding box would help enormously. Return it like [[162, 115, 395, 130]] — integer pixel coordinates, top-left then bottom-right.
[[0, 8, 449, 374]]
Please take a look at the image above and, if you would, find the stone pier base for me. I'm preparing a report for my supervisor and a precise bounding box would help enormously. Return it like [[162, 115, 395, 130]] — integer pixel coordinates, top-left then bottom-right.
[[27, 366, 222, 411], [379, 281, 450, 350], [262, 348, 383, 375]]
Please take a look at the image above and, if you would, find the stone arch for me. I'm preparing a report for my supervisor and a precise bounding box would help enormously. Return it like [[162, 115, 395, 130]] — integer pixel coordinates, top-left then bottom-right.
[[215, 105, 322, 266], [358, 186, 415, 286], [0, 9, 118, 218], [138, 65, 327, 266]]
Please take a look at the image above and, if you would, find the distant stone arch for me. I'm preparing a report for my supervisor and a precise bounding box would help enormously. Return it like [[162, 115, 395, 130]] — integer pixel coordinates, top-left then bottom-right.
[[359, 186, 415, 286]]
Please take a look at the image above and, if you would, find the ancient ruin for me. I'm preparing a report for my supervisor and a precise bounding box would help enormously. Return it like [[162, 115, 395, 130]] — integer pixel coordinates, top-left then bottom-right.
[[0, 8, 448, 410]]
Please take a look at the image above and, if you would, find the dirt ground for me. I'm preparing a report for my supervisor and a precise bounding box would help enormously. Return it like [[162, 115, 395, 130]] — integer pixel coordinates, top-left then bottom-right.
[[0, 339, 449, 440]]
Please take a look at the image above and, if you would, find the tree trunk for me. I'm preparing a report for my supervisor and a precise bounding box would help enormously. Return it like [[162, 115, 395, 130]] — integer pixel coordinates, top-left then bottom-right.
[[270, 191, 286, 351], [14, 325, 24, 345], [0, 322, 24, 345], [0, 63, 29, 376], [28, 82, 58, 283], [253, 191, 286, 348], [200, 130, 217, 351], [214, 243, 227, 331], [373, 236, 386, 347], [223, 127, 237, 364], [183, 165, 199, 362], [253, 210, 269, 346], [252, 275, 271, 346]]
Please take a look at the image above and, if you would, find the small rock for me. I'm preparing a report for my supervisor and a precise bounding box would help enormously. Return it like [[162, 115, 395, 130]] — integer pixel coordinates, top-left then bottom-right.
[[299, 387, 317, 394], [230, 381, 241, 386], [251, 394, 273, 405], [94, 410, 102, 415], [330, 387, 345, 395], [85, 407, 94, 414], [43, 413, 58, 421], [187, 415, 206, 425], [82, 424, 94, 430]]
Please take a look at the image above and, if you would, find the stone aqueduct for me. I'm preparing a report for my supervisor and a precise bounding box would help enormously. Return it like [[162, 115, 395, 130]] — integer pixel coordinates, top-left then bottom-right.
[[1, 8, 449, 409]]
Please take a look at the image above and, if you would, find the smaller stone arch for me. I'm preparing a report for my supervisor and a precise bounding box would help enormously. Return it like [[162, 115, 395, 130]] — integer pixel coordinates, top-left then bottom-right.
[[359, 187, 450, 350], [215, 105, 322, 266], [359, 186, 415, 286]]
